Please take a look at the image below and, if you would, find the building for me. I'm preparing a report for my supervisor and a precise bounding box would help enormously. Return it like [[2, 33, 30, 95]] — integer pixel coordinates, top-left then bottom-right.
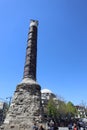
[[0, 101, 8, 125], [41, 89, 57, 106], [75, 105, 87, 118]]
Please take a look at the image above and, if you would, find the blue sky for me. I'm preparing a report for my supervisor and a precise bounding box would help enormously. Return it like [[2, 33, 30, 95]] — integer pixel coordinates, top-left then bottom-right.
[[0, 0, 87, 105]]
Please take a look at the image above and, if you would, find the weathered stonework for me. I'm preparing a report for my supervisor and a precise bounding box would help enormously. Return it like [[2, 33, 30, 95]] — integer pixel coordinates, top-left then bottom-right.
[[0, 20, 43, 130], [23, 20, 38, 81], [3, 80, 42, 130]]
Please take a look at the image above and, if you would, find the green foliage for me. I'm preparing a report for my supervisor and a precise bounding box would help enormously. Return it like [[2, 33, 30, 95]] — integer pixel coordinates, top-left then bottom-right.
[[57, 100, 67, 118], [47, 98, 58, 118], [66, 101, 77, 118], [46, 98, 77, 120]]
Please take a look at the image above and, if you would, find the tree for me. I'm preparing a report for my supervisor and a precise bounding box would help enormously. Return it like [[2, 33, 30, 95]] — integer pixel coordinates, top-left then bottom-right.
[[66, 101, 77, 119], [46, 98, 58, 119], [44, 95, 77, 123], [57, 99, 67, 119]]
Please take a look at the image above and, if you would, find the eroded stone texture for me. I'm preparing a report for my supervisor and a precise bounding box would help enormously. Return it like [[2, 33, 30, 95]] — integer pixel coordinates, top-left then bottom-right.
[[2, 81, 42, 130], [0, 20, 43, 130]]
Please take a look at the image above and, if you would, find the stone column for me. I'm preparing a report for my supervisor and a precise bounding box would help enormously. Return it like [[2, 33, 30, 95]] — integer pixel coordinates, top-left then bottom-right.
[[2, 20, 43, 130], [23, 20, 38, 81]]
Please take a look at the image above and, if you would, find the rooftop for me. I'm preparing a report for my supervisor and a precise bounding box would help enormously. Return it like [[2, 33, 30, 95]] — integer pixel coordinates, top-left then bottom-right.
[[41, 89, 53, 94]]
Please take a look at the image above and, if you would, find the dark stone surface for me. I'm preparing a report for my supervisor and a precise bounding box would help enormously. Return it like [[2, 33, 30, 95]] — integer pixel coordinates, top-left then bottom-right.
[[23, 22, 38, 81]]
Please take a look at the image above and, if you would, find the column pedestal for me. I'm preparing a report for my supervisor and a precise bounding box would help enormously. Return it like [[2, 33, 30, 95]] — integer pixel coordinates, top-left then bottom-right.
[[1, 79, 43, 130]]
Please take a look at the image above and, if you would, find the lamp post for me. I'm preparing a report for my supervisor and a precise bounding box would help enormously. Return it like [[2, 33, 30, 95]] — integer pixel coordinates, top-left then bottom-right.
[[6, 96, 12, 106]]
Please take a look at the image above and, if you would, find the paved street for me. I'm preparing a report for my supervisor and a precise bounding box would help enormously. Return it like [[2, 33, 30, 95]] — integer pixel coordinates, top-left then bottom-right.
[[59, 127, 84, 130], [59, 127, 68, 130]]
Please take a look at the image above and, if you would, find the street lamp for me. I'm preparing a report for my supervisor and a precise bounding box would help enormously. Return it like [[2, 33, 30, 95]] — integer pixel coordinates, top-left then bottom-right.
[[6, 96, 12, 106]]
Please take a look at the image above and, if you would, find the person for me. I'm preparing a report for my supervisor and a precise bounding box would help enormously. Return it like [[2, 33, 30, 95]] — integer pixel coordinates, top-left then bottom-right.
[[68, 123, 72, 130], [46, 122, 50, 130], [49, 120, 54, 130], [32, 122, 38, 130], [54, 123, 58, 130], [39, 125, 44, 130], [73, 123, 78, 130]]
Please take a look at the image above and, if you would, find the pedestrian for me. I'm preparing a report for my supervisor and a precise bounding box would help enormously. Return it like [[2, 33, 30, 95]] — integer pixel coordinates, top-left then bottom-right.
[[73, 123, 78, 130], [68, 123, 72, 130], [46, 122, 50, 130], [32, 122, 38, 130], [39, 125, 45, 130]]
